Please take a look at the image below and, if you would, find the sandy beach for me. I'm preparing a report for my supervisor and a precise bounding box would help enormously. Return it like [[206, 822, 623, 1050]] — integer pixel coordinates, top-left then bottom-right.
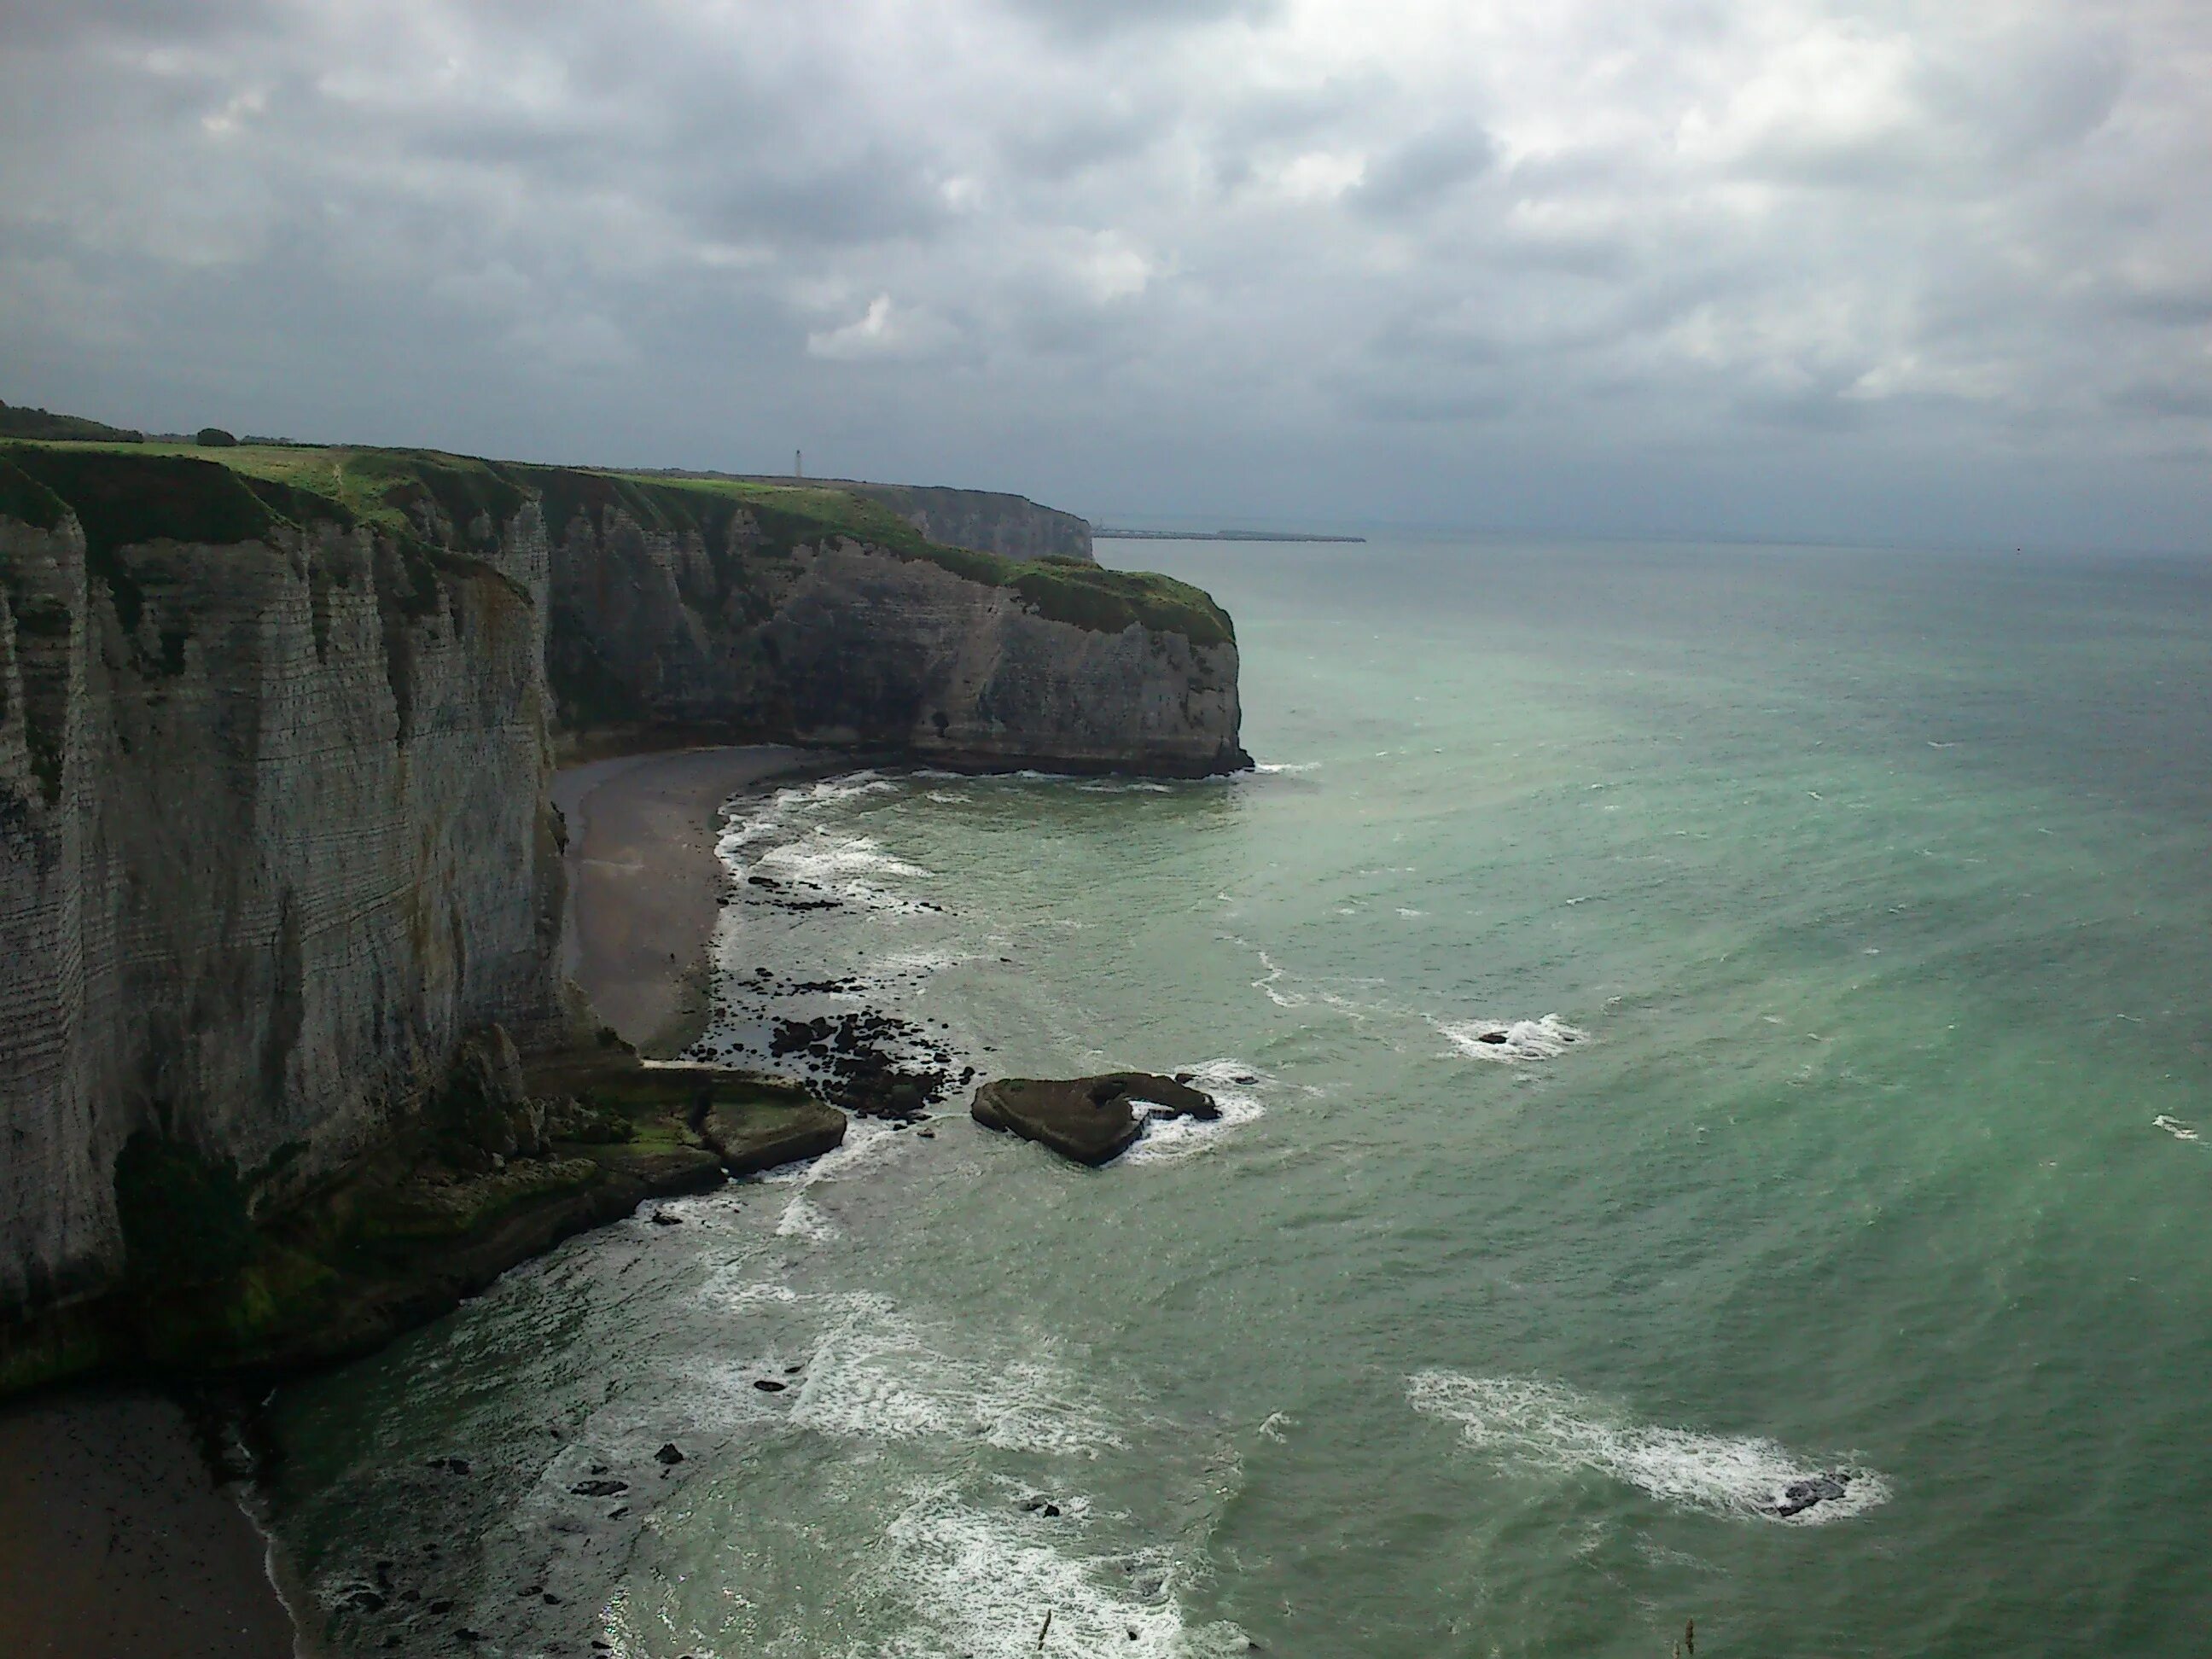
[[553, 744, 827, 1053], [0, 1388, 296, 1658]]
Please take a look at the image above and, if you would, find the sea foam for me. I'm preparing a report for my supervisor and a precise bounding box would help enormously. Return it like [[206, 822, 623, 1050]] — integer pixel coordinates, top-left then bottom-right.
[[1407, 1371, 1889, 1525], [863, 1483, 1249, 1659], [1437, 1014, 1586, 1062], [1121, 1058, 1268, 1164], [788, 1294, 1125, 1458]]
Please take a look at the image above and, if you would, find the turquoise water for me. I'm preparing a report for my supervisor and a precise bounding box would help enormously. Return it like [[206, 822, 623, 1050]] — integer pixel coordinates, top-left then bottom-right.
[[269, 538, 2212, 1656]]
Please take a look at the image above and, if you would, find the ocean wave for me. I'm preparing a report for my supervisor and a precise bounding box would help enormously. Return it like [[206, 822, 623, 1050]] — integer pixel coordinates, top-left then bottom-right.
[[766, 1119, 916, 1190], [2154, 1115, 2201, 1143], [864, 1484, 1248, 1659], [754, 830, 931, 889], [1407, 1371, 1889, 1526], [789, 1295, 1123, 1458], [1437, 1014, 1586, 1062], [1121, 1059, 1268, 1164], [775, 1192, 838, 1243], [1252, 760, 1321, 774]]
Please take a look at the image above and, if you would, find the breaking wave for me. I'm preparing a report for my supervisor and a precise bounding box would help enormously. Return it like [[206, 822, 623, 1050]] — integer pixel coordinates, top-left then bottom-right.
[[863, 1483, 1248, 1659], [1121, 1059, 1268, 1164], [1408, 1371, 1889, 1525], [1437, 1014, 1586, 1062]]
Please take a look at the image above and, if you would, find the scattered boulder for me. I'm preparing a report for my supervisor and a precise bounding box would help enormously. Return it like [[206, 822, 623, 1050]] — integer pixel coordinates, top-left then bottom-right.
[[754, 1378, 787, 1394], [970, 1073, 1219, 1167], [569, 1478, 627, 1498], [654, 1442, 685, 1465]]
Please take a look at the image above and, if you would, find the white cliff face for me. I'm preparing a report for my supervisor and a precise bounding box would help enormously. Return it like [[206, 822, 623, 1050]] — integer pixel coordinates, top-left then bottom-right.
[[771, 542, 1244, 774], [546, 510, 1248, 776], [0, 509, 561, 1315]]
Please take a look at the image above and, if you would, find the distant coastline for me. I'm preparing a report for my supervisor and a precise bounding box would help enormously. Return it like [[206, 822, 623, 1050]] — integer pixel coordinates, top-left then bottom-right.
[[1093, 527, 1366, 543]]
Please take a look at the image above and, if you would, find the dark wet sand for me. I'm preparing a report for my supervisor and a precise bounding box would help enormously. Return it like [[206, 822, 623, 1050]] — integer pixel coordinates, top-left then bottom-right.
[[553, 744, 825, 1053], [0, 1389, 295, 1658]]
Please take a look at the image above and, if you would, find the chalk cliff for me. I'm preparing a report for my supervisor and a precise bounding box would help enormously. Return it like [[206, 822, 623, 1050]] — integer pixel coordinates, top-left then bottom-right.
[[0, 441, 1248, 1376], [0, 449, 560, 1326], [536, 470, 1246, 776], [847, 481, 1093, 562]]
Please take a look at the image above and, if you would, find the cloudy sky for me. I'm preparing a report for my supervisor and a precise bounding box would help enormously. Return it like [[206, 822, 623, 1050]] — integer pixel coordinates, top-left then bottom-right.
[[2, 0, 2207, 549]]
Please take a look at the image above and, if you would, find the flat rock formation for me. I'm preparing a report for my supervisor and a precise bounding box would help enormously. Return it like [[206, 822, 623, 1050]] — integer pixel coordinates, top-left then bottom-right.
[[971, 1073, 1219, 1167], [687, 1070, 849, 1174]]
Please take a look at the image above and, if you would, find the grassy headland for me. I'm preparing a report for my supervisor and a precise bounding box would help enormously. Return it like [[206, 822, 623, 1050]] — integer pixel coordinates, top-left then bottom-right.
[[0, 438, 1234, 648]]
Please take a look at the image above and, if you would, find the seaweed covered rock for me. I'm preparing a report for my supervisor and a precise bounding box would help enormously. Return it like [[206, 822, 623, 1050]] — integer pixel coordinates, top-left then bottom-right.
[[970, 1073, 1218, 1167]]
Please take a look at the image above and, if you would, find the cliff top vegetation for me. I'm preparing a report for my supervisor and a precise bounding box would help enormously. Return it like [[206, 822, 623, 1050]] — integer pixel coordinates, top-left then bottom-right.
[[0, 438, 1233, 648]]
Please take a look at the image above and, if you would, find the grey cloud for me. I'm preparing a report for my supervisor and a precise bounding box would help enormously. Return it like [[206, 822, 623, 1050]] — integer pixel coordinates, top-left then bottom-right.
[[998, 107, 1159, 183], [1348, 125, 1496, 218], [997, 0, 1279, 40], [696, 152, 954, 248], [0, 0, 2205, 552], [2109, 381, 2212, 420], [0, 0, 273, 46]]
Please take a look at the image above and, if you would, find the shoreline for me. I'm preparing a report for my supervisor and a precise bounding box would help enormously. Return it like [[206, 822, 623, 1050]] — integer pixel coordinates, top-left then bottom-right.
[[552, 744, 832, 1054], [3, 744, 839, 1659]]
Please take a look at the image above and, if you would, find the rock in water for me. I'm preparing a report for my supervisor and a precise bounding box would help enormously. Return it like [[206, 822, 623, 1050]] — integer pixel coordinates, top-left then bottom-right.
[[1769, 1472, 1850, 1518], [970, 1073, 1220, 1167]]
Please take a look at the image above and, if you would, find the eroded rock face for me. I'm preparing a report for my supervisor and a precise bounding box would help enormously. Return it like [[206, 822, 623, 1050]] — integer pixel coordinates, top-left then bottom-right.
[[0, 506, 562, 1318], [970, 1073, 1219, 1167], [548, 513, 1248, 776], [847, 483, 1093, 562]]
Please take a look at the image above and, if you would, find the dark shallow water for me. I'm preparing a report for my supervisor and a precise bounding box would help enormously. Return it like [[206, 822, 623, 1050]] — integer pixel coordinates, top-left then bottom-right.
[[269, 536, 2212, 1656]]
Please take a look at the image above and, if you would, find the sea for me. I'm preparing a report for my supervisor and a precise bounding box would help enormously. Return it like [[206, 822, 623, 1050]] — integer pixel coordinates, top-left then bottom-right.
[[264, 534, 2212, 1657]]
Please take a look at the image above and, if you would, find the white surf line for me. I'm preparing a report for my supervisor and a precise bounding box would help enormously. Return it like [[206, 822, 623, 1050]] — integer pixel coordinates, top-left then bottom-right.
[[1408, 1371, 1889, 1527]]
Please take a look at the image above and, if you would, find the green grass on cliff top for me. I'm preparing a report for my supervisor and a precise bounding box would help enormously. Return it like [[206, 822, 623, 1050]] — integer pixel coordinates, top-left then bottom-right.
[[1, 439, 1233, 647]]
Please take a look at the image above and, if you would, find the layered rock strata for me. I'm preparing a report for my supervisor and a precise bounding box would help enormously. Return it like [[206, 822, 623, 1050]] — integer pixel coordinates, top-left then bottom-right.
[[0, 451, 560, 1342]]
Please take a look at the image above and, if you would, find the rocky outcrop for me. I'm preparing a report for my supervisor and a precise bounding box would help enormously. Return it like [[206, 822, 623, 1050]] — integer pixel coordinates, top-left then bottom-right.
[[0, 448, 562, 1348], [971, 1073, 1219, 1167]]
